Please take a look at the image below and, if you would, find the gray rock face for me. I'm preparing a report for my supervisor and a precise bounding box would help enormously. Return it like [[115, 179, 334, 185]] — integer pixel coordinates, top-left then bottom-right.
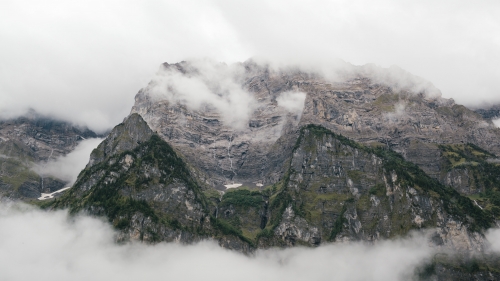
[[131, 63, 301, 188], [18, 180, 42, 198], [0, 112, 99, 162], [130, 61, 500, 192]]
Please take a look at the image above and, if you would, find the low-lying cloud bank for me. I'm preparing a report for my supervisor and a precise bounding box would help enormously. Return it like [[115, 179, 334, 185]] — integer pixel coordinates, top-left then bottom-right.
[[2, 201, 500, 280], [32, 138, 103, 184], [1, 202, 484, 281], [0, 202, 434, 281]]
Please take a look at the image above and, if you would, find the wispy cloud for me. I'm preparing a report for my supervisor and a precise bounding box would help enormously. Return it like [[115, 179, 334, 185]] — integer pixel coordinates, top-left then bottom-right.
[[148, 60, 258, 131], [1, 0, 499, 132]]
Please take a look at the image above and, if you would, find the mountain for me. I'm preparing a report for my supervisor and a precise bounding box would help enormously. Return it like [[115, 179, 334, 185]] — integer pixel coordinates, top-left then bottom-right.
[[131, 61, 500, 190], [0, 112, 100, 199], [53, 113, 491, 247], [42, 60, 500, 279]]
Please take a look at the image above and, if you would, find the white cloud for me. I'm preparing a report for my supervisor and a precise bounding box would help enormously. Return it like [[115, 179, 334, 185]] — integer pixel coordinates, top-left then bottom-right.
[[214, 0, 500, 106], [32, 138, 103, 184], [276, 91, 307, 114], [148, 59, 258, 130], [1, 0, 499, 132], [0, 202, 437, 281], [0, 0, 247, 133], [485, 228, 500, 252]]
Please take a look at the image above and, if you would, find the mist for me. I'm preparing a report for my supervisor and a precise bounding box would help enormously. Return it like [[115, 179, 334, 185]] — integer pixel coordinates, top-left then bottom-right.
[[276, 91, 307, 114], [148, 60, 258, 130], [493, 119, 500, 128], [33, 138, 103, 184], [1, 0, 499, 132], [0, 202, 438, 281]]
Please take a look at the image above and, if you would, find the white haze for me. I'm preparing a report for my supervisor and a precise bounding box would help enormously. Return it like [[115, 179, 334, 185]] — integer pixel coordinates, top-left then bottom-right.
[[0, 202, 437, 281], [277, 91, 307, 114], [493, 118, 500, 128], [383, 102, 408, 123], [149, 61, 310, 130], [486, 228, 500, 252], [149, 60, 258, 130], [33, 138, 103, 184], [1, 0, 500, 132]]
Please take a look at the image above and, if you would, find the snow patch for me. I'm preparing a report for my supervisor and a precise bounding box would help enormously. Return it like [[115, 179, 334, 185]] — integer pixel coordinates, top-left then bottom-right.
[[38, 187, 71, 200], [224, 183, 242, 189]]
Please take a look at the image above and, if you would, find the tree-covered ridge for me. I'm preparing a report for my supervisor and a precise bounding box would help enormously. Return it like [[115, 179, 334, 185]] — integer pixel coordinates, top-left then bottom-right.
[[439, 143, 500, 219]]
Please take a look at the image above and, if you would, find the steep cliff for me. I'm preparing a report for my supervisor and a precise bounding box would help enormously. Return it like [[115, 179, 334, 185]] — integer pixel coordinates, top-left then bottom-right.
[[130, 61, 500, 194]]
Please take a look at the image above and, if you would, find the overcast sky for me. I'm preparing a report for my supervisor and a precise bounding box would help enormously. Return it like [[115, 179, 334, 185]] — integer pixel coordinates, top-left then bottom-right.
[[1, 0, 499, 132]]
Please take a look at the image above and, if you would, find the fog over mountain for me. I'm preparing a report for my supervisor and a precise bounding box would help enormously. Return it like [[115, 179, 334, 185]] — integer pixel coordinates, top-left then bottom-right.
[[1, 0, 499, 132], [0, 203, 452, 281], [2, 202, 500, 281]]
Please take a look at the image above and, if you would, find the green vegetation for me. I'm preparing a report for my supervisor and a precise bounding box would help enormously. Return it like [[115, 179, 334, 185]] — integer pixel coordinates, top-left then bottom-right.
[[220, 189, 264, 208], [436, 104, 481, 119], [372, 142, 493, 231], [373, 93, 399, 111], [369, 183, 386, 196], [210, 216, 255, 246], [440, 143, 500, 220], [0, 157, 40, 190], [47, 120, 496, 247], [329, 203, 347, 241], [347, 170, 364, 183]]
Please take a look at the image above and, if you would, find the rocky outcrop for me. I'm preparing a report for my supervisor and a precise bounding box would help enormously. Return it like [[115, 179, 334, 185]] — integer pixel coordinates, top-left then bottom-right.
[[475, 105, 500, 120], [85, 113, 153, 168]]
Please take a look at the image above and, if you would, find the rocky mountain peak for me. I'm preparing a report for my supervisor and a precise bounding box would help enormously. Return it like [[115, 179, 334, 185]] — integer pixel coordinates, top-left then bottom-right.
[[86, 113, 153, 168]]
